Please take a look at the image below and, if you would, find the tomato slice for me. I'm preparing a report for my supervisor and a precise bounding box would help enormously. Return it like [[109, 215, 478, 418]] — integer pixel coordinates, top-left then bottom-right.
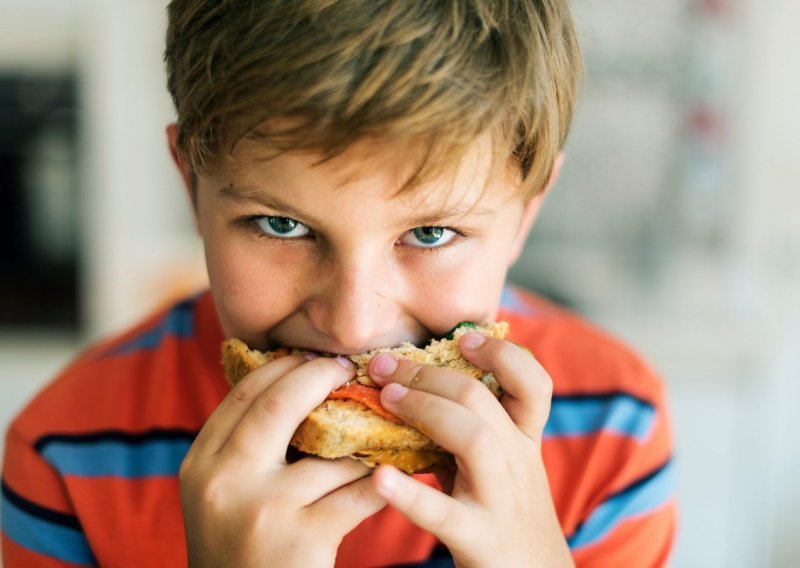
[[326, 383, 401, 423]]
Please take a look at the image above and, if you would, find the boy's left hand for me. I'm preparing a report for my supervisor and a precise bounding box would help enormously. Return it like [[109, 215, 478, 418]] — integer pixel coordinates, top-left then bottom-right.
[[368, 333, 574, 568]]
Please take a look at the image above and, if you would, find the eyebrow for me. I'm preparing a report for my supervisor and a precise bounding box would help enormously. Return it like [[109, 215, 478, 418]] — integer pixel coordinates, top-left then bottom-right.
[[218, 184, 500, 227], [218, 185, 325, 226], [403, 202, 499, 226]]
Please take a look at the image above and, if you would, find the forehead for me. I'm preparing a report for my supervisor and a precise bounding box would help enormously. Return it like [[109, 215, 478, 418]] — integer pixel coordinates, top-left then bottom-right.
[[220, 131, 522, 214]]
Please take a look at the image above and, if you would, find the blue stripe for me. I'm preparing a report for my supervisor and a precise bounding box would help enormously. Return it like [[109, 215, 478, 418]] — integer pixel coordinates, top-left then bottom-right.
[[500, 286, 536, 316], [107, 298, 196, 356], [40, 437, 192, 478], [544, 394, 656, 442], [2, 493, 96, 565], [568, 460, 675, 550]]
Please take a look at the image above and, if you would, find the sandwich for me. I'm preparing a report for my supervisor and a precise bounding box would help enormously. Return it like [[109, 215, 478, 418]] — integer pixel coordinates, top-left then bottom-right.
[[221, 322, 509, 474]]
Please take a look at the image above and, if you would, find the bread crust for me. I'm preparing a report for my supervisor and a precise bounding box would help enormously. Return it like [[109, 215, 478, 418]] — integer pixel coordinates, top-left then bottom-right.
[[289, 400, 449, 473], [221, 323, 508, 473]]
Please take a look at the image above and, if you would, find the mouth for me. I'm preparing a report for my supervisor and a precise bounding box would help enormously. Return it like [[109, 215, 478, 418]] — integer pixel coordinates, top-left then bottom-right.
[[262, 322, 470, 356], [288, 339, 429, 357]]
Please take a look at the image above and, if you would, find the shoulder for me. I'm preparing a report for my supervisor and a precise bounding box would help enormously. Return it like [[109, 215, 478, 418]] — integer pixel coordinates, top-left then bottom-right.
[[9, 291, 226, 447], [499, 285, 664, 404]]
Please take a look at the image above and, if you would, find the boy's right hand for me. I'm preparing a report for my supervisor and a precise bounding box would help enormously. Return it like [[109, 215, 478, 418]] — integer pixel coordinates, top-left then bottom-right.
[[179, 354, 386, 567]]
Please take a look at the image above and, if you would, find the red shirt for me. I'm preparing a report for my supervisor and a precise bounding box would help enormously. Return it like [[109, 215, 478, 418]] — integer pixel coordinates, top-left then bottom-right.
[[2, 286, 675, 567]]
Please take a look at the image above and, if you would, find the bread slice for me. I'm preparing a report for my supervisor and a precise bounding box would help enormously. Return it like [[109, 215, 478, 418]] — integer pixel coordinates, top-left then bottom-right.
[[221, 322, 508, 473]]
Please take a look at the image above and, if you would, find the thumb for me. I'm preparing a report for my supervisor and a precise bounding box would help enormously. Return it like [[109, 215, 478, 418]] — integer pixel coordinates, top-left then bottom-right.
[[311, 474, 387, 535], [460, 334, 553, 441]]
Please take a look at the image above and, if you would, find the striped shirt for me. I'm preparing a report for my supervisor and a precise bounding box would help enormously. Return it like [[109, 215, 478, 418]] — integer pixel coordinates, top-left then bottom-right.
[[2, 286, 675, 567]]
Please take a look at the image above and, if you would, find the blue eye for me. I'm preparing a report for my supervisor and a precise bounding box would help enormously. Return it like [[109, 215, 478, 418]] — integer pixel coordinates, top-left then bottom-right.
[[254, 216, 311, 238], [400, 226, 457, 248]]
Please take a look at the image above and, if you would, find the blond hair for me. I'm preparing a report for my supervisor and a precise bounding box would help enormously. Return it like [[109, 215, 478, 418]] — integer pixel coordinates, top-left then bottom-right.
[[165, 0, 582, 199]]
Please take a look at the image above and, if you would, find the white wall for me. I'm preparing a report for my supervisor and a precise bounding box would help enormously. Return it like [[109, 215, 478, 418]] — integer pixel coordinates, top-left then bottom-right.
[[602, 0, 800, 564], [735, 0, 800, 563], [0, 0, 206, 471], [77, 0, 207, 340]]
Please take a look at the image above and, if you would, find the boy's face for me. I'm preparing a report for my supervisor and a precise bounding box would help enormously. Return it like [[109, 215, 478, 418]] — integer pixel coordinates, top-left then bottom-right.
[[170, 127, 548, 354]]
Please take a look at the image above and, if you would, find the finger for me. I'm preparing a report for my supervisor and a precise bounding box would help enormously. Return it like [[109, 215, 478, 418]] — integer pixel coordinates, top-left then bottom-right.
[[373, 465, 468, 546], [190, 354, 310, 456], [221, 357, 354, 465], [369, 354, 510, 434], [309, 472, 387, 536], [284, 455, 373, 502], [379, 383, 505, 501], [459, 334, 553, 440]]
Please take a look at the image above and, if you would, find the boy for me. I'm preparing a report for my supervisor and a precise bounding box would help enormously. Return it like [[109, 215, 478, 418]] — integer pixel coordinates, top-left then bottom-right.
[[2, 0, 675, 566]]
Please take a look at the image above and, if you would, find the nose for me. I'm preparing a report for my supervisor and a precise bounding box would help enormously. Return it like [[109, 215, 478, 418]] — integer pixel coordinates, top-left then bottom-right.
[[304, 255, 399, 353]]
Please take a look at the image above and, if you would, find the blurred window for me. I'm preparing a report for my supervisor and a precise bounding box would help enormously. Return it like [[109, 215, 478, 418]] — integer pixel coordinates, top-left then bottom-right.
[[0, 74, 80, 330]]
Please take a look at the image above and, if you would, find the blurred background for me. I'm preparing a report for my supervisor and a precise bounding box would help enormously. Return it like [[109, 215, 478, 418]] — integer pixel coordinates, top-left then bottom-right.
[[0, 0, 798, 565]]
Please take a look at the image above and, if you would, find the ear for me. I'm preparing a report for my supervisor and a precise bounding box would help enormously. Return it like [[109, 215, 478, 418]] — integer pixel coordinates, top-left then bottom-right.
[[167, 124, 193, 192], [167, 124, 201, 232], [507, 151, 565, 265]]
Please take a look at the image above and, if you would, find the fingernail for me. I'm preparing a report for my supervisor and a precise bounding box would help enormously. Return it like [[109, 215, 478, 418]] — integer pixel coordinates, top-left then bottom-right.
[[303, 352, 320, 361], [382, 382, 407, 402], [462, 332, 486, 350], [335, 355, 353, 370], [372, 354, 398, 377]]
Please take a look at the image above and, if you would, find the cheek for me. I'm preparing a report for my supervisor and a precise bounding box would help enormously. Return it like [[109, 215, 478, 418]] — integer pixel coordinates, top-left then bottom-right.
[[403, 245, 509, 331], [203, 227, 306, 341]]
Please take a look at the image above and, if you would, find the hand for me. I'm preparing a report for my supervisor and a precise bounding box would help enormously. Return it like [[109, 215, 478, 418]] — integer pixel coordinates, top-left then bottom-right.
[[180, 354, 386, 567], [368, 333, 574, 568]]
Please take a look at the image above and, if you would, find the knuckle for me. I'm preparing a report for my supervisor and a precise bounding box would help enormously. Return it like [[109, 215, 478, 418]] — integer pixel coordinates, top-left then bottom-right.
[[538, 373, 554, 399], [403, 482, 425, 515], [178, 444, 208, 487], [182, 464, 229, 513], [467, 423, 495, 454], [454, 379, 488, 408], [425, 497, 455, 534], [490, 338, 517, 363], [200, 472, 227, 510], [178, 450, 196, 481], [396, 360, 426, 388], [229, 376, 258, 404], [349, 480, 376, 511], [254, 391, 287, 420]]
